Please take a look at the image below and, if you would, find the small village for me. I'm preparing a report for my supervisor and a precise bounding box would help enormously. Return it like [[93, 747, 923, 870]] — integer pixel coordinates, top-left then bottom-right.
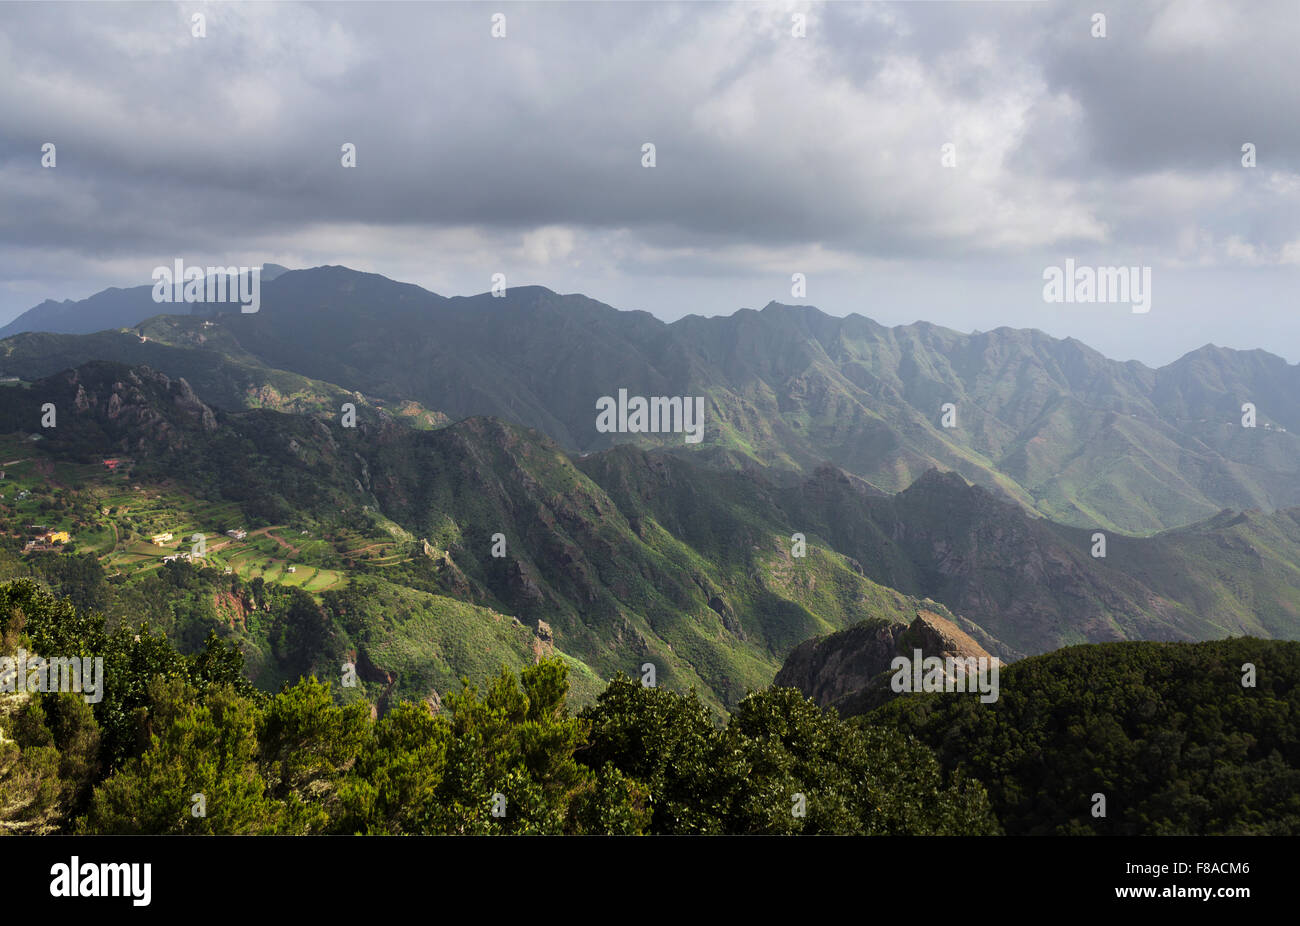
[[0, 433, 401, 597]]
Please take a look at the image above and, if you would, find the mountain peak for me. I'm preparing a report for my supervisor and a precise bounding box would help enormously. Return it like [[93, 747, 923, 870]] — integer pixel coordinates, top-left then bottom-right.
[[904, 468, 971, 494], [759, 300, 824, 316]]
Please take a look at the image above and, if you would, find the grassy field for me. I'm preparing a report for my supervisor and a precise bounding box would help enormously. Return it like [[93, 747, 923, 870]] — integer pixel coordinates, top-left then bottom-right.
[[0, 436, 401, 597]]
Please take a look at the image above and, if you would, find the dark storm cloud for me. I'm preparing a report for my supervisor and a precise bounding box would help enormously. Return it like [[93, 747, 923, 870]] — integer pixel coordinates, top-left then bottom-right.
[[0, 1, 1296, 365]]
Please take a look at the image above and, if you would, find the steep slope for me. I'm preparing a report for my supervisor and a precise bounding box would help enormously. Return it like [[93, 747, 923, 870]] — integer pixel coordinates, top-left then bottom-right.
[[0, 363, 942, 711], [7, 360, 1300, 699], [582, 448, 1300, 659], [6, 266, 1300, 533], [0, 323, 445, 426], [782, 467, 1300, 657]]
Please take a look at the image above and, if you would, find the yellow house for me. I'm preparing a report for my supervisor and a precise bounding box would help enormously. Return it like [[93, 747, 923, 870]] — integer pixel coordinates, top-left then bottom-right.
[[43, 530, 70, 544], [151, 532, 174, 545]]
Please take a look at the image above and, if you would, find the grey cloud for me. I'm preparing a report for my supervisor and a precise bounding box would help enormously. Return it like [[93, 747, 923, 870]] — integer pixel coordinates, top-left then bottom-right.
[[0, 1, 1295, 366]]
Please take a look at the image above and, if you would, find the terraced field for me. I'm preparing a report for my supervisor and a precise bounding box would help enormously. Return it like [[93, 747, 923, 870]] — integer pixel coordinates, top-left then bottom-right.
[[0, 439, 405, 598]]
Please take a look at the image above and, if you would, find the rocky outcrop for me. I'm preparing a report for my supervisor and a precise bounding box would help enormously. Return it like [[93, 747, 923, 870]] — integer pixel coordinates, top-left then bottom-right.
[[774, 609, 996, 717], [44, 364, 218, 452], [775, 618, 899, 709], [531, 620, 556, 663]]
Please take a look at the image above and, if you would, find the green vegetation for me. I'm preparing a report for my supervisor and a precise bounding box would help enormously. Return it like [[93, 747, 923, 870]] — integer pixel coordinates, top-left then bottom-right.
[[6, 269, 1299, 533], [0, 363, 952, 713], [0, 320, 447, 427], [13, 579, 1294, 837], [579, 676, 996, 834], [865, 638, 1300, 835], [0, 578, 250, 831], [4, 361, 1300, 707], [1, 580, 995, 835]]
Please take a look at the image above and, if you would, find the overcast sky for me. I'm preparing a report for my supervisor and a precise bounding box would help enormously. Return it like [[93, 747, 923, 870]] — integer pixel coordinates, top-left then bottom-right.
[[1, 1, 1297, 366]]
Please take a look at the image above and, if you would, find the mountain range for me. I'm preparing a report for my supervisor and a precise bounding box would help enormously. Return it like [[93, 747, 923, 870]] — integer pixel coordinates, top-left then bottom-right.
[[3, 265, 1298, 535], [2, 353, 1299, 711]]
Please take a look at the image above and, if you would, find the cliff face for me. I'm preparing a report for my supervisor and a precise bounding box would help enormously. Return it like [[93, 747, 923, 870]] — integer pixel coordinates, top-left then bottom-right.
[[774, 609, 995, 717], [0, 362, 219, 456]]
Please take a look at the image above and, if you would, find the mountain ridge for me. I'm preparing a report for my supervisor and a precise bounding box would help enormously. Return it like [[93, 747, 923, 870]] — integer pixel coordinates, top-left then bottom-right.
[[9, 266, 1296, 379], [3, 265, 1299, 536], [4, 359, 1300, 712]]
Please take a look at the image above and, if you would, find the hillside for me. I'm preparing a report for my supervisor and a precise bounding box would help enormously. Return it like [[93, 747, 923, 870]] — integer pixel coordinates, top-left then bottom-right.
[[4, 266, 1298, 533], [584, 451, 1300, 658], [4, 361, 1300, 714], [0, 321, 446, 426], [0, 362, 951, 712], [0, 579, 999, 835]]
